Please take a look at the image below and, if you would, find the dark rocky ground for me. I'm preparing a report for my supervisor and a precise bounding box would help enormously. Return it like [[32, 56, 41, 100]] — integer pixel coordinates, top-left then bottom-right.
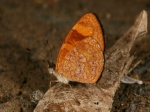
[[0, 0, 150, 111]]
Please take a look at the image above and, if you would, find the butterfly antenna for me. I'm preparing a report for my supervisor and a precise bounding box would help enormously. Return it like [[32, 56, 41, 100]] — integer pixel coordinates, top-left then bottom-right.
[[45, 40, 55, 69], [26, 48, 47, 59]]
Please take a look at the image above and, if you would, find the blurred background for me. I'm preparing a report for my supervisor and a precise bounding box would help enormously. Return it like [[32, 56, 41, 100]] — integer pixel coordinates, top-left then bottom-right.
[[0, 0, 150, 111]]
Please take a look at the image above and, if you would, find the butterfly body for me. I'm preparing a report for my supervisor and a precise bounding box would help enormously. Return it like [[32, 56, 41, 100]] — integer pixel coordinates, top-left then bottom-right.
[[48, 68, 69, 84], [49, 13, 104, 84]]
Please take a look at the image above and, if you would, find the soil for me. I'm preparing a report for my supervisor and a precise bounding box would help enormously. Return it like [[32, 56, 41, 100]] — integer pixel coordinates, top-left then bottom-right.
[[0, 0, 150, 112]]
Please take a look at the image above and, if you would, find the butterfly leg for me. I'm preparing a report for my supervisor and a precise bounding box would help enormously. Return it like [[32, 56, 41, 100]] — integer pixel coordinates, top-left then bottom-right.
[[65, 83, 80, 106], [49, 80, 59, 89]]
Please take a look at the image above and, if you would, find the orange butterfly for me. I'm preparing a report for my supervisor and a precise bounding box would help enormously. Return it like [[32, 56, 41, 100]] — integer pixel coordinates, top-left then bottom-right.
[[48, 13, 104, 84]]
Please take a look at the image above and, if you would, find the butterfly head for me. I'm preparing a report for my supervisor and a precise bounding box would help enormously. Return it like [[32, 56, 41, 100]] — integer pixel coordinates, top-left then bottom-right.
[[47, 60, 70, 84], [47, 60, 55, 74]]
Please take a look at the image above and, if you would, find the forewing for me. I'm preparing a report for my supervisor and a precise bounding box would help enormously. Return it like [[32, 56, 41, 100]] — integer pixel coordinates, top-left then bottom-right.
[[56, 13, 104, 67]]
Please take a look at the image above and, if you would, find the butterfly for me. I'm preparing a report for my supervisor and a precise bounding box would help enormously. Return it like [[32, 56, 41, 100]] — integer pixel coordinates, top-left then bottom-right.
[[48, 13, 104, 84]]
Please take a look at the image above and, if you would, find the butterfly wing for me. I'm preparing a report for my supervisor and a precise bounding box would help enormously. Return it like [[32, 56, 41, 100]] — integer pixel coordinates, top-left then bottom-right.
[[56, 37, 104, 83], [56, 13, 104, 83]]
